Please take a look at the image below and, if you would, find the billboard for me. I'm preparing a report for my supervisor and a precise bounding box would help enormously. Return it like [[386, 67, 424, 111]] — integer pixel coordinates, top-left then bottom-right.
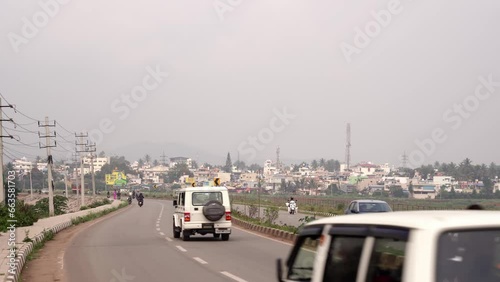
[[106, 171, 127, 186]]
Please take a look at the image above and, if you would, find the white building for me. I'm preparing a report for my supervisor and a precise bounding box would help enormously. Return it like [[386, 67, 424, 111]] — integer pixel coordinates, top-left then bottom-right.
[[432, 176, 455, 189], [13, 157, 33, 174], [169, 157, 192, 168], [82, 156, 109, 172], [143, 165, 169, 184], [263, 160, 277, 176], [494, 182, 500, 193]]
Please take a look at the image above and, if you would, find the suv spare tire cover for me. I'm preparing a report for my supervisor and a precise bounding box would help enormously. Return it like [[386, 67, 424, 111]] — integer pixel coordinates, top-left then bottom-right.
[[203, 200, 225, 221]]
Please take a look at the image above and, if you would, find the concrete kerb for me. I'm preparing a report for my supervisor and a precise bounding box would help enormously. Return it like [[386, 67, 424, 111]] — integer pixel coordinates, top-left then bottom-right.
[[2, 200, 124, 282], [232, 217, 296, 242]]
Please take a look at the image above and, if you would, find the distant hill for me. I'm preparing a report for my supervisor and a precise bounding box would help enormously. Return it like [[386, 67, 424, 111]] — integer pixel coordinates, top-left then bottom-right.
[[107, 141, 225, 165], [106, 141, 326, 167]]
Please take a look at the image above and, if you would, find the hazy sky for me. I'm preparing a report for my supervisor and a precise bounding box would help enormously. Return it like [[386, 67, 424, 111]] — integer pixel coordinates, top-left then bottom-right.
[[1, 0, 499, 167]]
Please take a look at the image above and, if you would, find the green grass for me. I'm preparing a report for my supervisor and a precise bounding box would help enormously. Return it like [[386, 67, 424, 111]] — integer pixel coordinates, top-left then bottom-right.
[[71, 202, 128, 225], [26, 229, 54, 261]]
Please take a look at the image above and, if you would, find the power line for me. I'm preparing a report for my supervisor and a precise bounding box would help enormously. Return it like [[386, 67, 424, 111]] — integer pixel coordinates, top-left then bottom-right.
[[56, 121, 75, 135], [4, 140, 39, 146], [3, 151, 18, 162], [0, 92, 40, 122], [3, 146, 38, 158], [10, 122, 39, 134], [10, 138, 40, 148], [57, 133, 74, 144]]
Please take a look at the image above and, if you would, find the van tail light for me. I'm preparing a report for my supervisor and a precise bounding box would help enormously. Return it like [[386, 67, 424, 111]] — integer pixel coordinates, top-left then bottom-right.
[[184, 212, 191, 222], [225, 211, 231, 221]]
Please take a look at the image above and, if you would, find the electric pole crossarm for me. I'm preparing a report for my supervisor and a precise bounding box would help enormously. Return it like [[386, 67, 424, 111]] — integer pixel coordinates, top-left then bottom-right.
[[38, 117, 55, 216]]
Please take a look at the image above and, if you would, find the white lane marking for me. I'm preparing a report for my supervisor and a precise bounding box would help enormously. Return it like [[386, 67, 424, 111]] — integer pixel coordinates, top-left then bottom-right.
[[156, 224, 160, 227], [221, 271, 248, 282], [193, 257, 208, 264], [233, 226, 293, 246], [156, 228, 161, 231], [58, 251, 65, 270], [176, 245, 187, 252], [166, 237, 173, 242], [159, 232, 165, 236]]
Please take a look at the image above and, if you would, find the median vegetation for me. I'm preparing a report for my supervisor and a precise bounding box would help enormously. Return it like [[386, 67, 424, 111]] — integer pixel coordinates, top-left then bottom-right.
[[0, 196, 68, 232], [72, 201, 128, 225], [79, 198, 111, 210], [232, 204, 317, 234]]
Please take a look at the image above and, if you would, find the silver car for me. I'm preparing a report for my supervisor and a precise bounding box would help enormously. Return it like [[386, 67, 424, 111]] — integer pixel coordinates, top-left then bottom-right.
[[345, 199, 392, 214]]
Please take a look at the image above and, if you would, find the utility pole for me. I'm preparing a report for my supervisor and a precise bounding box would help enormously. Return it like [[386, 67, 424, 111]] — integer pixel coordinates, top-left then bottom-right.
[[38, 117, 56, 216], [345, 123, 351, 172], [63, 171, 68, 198], [86, 143, 96, 196], [0, 98, 14, 205], [29, 169, 33, 200], [72, 152, 79, 197], [75, 132, 88, 207]]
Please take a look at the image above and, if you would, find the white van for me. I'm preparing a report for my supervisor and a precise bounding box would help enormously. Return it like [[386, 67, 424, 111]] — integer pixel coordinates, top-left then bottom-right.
[[173, 187, 232, 241], [277, 210, 500, 282]]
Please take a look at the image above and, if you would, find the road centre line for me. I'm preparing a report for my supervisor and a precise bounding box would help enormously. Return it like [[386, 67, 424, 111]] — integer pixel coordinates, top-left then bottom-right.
[[176, 245, 187, 252], [193, 257, 208, 264], [221, 271, 248, 282]]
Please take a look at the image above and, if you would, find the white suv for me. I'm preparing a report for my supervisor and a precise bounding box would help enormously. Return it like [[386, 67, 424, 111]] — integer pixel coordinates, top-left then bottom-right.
[[278, 210, 500, 282], [173, 187, 232, 241]]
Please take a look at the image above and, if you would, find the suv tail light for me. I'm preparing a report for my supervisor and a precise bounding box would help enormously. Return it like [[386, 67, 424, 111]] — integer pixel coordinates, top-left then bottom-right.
[[225, 211, 231, 221], [184, 212, 191, 222]]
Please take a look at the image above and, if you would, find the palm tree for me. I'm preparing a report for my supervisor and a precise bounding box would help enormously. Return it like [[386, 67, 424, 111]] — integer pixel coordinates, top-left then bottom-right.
[[144, 154, 151, 165]]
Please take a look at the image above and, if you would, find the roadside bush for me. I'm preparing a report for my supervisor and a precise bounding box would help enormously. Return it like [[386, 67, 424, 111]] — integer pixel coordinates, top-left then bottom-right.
[[248, 204, 258, 218], [33, 195, 68, 217], [0, 200, 40, 232], [263, 206, 279, 224], [88, 198, 110, 208]]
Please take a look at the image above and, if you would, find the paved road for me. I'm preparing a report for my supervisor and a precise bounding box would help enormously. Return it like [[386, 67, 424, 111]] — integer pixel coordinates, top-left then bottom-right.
[[233, 204, 325, 227], [65, 199, 292, 282]]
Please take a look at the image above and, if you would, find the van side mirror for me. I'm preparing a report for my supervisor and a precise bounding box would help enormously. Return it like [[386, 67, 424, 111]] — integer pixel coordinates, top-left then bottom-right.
[[173, 200, 177, 206], [276, 258, 284, 282]]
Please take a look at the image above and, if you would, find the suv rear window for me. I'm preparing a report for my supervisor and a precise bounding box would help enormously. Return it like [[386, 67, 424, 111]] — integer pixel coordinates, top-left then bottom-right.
[[436, 228, 500, 282], [192, 192, 223, 206]]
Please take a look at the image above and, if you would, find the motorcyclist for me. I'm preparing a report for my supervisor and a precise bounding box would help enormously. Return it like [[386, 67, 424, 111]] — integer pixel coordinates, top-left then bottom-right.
[[137, 191, 144, 206], [289, 197, 297, 214], [132, 190, 136, 199]]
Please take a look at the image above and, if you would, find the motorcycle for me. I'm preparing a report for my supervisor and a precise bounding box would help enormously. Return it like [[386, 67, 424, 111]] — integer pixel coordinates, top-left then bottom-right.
[[138, 199, 143, 207], [127, 196, 132, 205]]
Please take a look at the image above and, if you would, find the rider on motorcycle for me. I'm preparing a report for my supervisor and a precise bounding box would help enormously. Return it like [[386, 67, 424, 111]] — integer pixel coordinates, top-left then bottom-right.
[[137, 191, 144, 205], [288, 197, 297, 214]]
